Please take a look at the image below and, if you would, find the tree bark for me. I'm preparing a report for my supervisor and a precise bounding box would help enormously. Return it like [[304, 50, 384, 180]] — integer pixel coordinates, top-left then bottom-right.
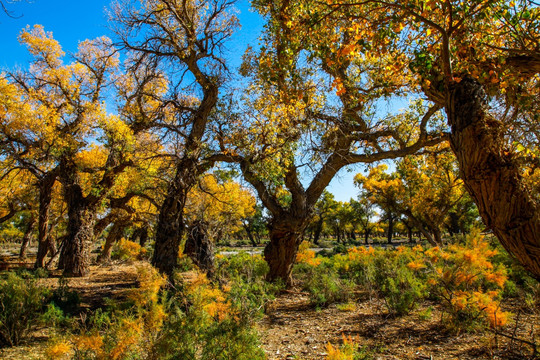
[[131, 226, 148, 247], [264, 217, 306, 286], [35, 174, 56, 269], [97, 222, 126, 264], [364, 230, 370, 245], [19, 215, 36, 259], [59, 174, 96, 277], [243, 223, 258, 247], [151, 164, 192, 276], [447, 77, 540, 280], [185, 220, 215, 276], [387, 215, 394, 244]]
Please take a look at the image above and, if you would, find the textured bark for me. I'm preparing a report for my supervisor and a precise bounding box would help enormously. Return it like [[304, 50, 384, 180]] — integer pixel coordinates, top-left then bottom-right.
[[185, 220, 215, 276], [150, 87, 219, 277], [313, 218, 323, 245], [35, 174, 56, 269], [387, 215, 394, 244], [131, 227, 148, 247], [151, 166, 191, 276], [447, 77, 540, 281], [243, 224, 258, 247], [264, 217, 306, 286], [19, 215, 36, 259], [97, 222, 126, 264], [59, 172, 96, 277]]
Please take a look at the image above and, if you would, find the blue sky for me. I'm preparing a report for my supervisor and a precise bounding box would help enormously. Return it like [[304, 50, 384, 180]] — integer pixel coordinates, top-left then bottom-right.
[[0, 0, 360, 202]]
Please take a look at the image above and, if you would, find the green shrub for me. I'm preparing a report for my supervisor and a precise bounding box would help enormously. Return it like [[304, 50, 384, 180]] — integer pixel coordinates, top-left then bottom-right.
[[216, 253, 282, 324], [332, 247, 377, 295], [372, 248, 427, 315], [215, 252, 269, 281], [155, 307, 265, 360], [50, 277, 80, 316], [153, 271, 266, 360], [41, 303, 67, 328], [0, 272, 48, 347], [299, 263, 355, 308]]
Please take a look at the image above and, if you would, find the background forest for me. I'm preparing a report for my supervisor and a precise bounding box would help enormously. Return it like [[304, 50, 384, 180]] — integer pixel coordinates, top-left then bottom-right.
[[0, 0, 539, 359]]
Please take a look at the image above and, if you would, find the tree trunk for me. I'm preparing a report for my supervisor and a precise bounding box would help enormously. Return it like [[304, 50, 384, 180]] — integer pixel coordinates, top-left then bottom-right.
[[185, 220, 215, 276], [97, 222, 125, 264], [152, 161, 196, 276], [60, 178, 96, 277], [131, 227, 148, 247], [387, 216, 394, 244], [264, 218, 305, 286], [152, 193, 186, 276], [432, 228, 442, 246], [364, 229, 370, 245], [243, 224, 258, 247], [403, 221, 413, 243], [447, 77, 540, 280], [35, 175, 55, 268], [336, 228, 342, 243], [313, 218, 323, 245], [447, 212, 460, 237], [19, 215, 36, 259]]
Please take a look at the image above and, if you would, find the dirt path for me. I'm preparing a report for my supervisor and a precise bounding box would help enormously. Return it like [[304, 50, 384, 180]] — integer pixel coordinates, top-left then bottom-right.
[[259, 292, 539, 360]]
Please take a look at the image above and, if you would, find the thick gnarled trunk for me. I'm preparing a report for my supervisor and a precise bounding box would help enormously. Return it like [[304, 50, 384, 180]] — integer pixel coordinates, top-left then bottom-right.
[[35, 175, 56, 268], [59, 176, 96, 277], [19, 215, 36, 259], [447, 77, 540, 281], [264, 218, 306, 286], [152, 192, 186, 276], [152, 157, 201, 277], [152, 163, 194, 277], [97, 221, 126, 264], [185, 220, 215, 276]]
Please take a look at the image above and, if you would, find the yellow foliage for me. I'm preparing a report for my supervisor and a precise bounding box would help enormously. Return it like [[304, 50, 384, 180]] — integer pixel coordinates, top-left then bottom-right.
[[185, 173, 256, 237], [296, 241, 322, 266], [129, 263, 167, 308], [427, 231, 510, 329], [185, 271, 235, 322], [406, 261, 425, 271], [326, 335, 358, 360], [109, 317, 144, 360], [114, 238, 147, 261], [45, 340, 72, 360], [73, 333, 104, 355]]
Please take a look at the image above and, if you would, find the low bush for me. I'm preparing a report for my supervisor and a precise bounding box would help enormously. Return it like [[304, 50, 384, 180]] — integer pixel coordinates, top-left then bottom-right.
[[303, 266, 355, 308], [111, 238, 147, 262], [424, 230, 511, 332], [326, 335, 376, 360], [49, 277, 81, 316], [153, 271, 266, 360], [46, 261, 270, 360], [217, 253, 282, 323], [372, 246, 428, 315], [0, 271, 48, 347], [295, 245, 355, 308], [46, 263, 167, 360], [332, 246, 377, 295]]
